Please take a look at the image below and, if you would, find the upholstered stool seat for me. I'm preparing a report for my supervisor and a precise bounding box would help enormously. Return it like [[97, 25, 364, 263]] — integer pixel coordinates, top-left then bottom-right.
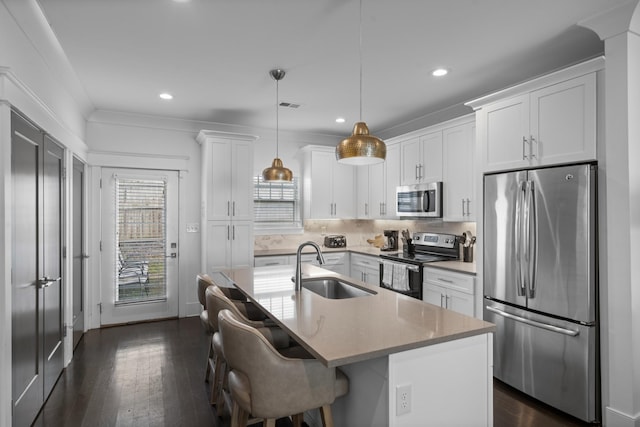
[[218, 309, 349, 427]]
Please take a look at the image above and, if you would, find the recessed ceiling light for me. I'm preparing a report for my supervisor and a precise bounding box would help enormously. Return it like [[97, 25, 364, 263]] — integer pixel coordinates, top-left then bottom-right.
[[336, 117, 346, 123], [159, 93, 173, 100], [432, 68, 449, 77]]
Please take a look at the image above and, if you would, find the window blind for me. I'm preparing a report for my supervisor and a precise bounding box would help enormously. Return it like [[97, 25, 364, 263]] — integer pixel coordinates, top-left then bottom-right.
[[254, 176, 301, 227], [115, 177, 167, 303]]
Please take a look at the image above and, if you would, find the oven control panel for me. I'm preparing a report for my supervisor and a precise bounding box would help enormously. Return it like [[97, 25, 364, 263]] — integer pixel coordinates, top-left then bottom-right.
[[412, 232, 457, 248]]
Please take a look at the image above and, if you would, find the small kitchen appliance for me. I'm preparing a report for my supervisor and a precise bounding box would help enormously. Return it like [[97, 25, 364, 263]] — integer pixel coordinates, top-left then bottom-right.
[[379, 232, 459, 299], [323, 235, 346, 248], [396, 182, 443, 218], [381, 230, 398, 252]]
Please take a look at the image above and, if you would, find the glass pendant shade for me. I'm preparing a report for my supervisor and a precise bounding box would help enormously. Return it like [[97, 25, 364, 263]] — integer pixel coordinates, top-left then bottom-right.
[[262, 158, 293, 182], [336, 121, 386, 165]]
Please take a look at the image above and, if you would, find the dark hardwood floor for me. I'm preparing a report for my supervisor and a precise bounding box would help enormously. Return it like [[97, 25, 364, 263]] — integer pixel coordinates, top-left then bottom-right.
[[34, 317, 596, 427]]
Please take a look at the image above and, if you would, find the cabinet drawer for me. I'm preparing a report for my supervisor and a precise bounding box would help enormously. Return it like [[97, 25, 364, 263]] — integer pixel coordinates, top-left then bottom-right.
[[254, 255, 290, 267], [424, 268, 474, 294], [351, 253, 380, 267]]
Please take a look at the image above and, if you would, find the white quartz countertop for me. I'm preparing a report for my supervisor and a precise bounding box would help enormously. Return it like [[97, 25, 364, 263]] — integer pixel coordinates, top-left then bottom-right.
[[220, 264, 494, 368], [254, 245, 477, 275]]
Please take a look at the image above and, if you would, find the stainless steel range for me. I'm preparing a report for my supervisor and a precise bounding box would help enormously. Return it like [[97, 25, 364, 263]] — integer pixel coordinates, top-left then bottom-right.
[[378, 232, 460, 300]]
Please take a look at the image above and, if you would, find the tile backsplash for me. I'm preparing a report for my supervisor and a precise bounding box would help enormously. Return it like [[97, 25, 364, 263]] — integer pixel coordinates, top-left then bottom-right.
[[255, 219, 476, 251]]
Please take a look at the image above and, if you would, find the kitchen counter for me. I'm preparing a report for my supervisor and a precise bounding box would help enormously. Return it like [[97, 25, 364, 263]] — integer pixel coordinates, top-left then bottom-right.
[[254, 245, 477, 275], [218, 264, 494, 426], [223, 264, 492, 368]]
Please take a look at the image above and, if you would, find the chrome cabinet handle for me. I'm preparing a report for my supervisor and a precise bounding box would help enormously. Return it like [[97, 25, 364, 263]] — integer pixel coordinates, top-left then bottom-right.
[[522, 136, 528, 160], [227, 201, 230, 216], [419, 164, 423, 180], [365, 203, 368, 216], [486, 306, 579, 336], [233, 225, 236, 240], [462, 198, 465, 216], [530, 135, 538, 159], [437, 277, 454, 284], [446, 295, 451, 308], [227, 225, 230, 240], [415, 164, 419, 180], [466, 199, 471, 216], [440, 294, 444, 307], [232, 201, 236, 216]]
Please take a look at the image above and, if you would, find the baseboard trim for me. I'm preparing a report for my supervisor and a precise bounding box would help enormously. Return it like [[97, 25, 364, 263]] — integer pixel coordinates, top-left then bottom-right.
[[605, 406, 640, 427]]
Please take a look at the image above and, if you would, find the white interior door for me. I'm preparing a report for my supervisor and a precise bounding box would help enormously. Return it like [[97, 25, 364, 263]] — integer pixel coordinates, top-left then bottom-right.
[[100, 168, 179, 325]]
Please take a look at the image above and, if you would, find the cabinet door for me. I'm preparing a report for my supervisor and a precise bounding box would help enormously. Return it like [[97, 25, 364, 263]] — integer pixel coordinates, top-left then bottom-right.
[[231, 141, 254, 221], [206, 221, 231, 272], [482, 94, 530, 172], [384, 143, 401, 218], [230, 221, 254, 268], [423, 283, 445, 307], [530, 73, 596, 166], [443, 122, 474, 221], [369, 161, 385, 218], [309, 151, 334, 218], [400, 137, 421, 185], [420, 131, 443, 182], [332, 160, 355, 218], [208, 140, 233, 220], [356, 166, 370, 218], [446, 289, 475, 317]]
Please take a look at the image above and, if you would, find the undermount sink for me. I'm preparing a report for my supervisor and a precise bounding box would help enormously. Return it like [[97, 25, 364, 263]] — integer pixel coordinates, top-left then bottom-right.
[[301, 278, 376, 299]]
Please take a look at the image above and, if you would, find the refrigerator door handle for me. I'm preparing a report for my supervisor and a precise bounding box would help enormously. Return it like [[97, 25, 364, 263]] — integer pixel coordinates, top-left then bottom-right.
[[528, 180, 538, 299], [485, 305, 579, 337], [515, 181, 527, 296]]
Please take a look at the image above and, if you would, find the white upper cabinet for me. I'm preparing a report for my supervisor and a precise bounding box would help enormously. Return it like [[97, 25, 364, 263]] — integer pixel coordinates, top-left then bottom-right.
[[201, 135, 255, 221], [400, 132, 442, 185], [301, 146, 355, 219], [356, 142, 400, 219], [469, 59, 600, 173], [443, 120, 475, 221]]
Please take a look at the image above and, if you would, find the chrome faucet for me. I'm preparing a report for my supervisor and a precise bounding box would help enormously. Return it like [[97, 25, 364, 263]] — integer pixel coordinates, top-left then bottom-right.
[[295, 241, 325, 291]]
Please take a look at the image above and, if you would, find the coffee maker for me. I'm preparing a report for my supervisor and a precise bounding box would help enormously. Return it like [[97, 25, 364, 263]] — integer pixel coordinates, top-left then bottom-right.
[[381, 230, 398, 252]]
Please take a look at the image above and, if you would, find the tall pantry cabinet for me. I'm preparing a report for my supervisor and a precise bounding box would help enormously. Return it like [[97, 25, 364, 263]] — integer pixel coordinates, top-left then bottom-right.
[[197, 130, 258, 274]]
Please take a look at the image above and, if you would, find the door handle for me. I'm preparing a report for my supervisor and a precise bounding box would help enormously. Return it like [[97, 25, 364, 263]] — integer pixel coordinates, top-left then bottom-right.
[[39, 276, 61, 288], [486, 306, 579, 337]]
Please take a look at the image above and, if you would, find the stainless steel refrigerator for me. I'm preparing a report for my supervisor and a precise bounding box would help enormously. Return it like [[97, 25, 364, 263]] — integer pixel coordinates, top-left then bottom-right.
[[483, 163, 599, 423]]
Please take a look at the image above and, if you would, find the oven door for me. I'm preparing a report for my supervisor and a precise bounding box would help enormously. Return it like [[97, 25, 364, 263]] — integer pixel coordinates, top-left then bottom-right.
[[379, 260, 422, 299]]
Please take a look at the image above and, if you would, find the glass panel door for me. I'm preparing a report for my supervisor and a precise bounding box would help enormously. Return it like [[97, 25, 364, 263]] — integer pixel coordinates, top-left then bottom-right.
[[100, 168, 179, 325]]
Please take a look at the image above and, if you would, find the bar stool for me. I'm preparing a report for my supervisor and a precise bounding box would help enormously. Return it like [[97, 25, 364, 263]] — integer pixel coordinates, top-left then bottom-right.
[[218, 309, 349, 427], [197, 274, 216, 384], [206, 285, 301, 411]]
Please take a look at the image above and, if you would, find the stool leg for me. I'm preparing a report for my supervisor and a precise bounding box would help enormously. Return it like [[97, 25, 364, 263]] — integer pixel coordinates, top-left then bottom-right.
[[264, 419, 276, 427], [320, 405, 334, 427], [205, 337, 213, 382], [211, 356, 223, 406], [291, 413, 304, 427], [231, 401, 249, 427]]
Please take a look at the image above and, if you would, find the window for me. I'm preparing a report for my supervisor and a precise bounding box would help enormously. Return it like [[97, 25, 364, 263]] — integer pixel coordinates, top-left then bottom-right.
[[253, 176, 302, 233]]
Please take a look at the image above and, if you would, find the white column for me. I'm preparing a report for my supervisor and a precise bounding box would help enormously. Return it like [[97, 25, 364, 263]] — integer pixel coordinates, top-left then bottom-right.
[[580, 3, 640, 426]]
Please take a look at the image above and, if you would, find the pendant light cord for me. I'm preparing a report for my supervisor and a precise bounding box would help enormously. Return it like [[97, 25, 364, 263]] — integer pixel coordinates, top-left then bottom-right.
[[276, 77, 280, 158], [359, 0, 363, 122]]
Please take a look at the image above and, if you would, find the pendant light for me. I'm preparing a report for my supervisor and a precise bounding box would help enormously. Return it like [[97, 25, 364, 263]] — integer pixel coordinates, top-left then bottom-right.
[[335, 0, 386, 165], [262, 68, 293, 182]]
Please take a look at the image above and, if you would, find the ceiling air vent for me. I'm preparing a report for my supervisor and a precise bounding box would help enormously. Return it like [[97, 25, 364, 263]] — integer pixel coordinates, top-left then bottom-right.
[[279, 102, 301, 109]]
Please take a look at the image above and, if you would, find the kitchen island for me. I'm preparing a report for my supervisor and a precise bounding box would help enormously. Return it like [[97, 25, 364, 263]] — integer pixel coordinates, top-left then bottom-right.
[[218, 264, 494, 427]]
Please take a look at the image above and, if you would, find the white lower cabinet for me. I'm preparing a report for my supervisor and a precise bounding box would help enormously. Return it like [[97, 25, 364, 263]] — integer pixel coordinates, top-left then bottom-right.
[[254, 251, 348, 275], [423, 267, 475, 317], [207, 220, 253, 272], [350, 253, 380, 286]]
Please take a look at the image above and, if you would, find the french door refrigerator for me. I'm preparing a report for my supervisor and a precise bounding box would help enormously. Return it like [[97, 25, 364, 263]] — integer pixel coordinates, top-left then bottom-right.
[[483, 162, 599, 423]]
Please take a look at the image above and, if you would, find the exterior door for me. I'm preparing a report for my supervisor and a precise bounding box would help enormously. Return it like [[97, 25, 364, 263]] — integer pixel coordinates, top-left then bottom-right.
[[100, 168, 179, 325], [11, 111, 64, 427], [72, 157, 85, 348]]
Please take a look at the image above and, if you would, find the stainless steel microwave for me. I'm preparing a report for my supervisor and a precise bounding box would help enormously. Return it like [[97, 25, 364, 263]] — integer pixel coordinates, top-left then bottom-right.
[[396, 182, 443, 218]]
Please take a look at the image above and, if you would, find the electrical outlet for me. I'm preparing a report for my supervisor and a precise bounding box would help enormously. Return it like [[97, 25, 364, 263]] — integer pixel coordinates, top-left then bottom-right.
[[396, 384, 412, 415]]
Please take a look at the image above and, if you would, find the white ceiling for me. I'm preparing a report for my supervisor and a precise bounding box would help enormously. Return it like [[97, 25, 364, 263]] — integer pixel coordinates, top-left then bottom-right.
[[34, 0, 626, 138]]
